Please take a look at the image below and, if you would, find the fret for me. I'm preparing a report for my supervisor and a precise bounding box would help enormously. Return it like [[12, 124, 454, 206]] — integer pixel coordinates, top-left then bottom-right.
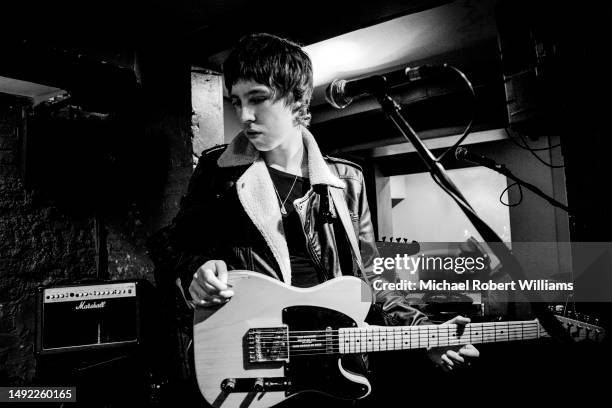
[[373, 326, 379, 352], [359, 328, 365, 353], [469, 324, 483, 344], [410, 326, 419, 349], [369, 328, 375, 352], [360, 328, 364, 352], [497, 322, 510, 343], [429, 325, 439, 348], [507, 321, 524, 342], [442, 324, 452, 347]]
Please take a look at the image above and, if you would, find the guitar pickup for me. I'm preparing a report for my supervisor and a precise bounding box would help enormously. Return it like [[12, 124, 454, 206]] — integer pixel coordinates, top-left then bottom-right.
[[248, 327, 290, 363]]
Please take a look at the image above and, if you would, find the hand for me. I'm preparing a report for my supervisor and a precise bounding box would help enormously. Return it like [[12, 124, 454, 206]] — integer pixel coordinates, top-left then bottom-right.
[[189, 260, 234, 307], [427, 315, 480, 372]]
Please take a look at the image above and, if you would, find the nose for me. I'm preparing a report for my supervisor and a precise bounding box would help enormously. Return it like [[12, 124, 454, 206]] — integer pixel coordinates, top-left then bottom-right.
[[238, 105, 255, 124]]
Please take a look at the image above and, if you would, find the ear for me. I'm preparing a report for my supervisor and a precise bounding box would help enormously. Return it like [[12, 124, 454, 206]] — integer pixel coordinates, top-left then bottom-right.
[[291, 101, 304, 124]]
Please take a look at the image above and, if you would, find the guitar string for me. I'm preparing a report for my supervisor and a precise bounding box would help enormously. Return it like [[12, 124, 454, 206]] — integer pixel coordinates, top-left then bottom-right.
[[254, 326, 540, 337], [257, 321, 541, 335], [251, 326, 541, 341], [251, 329, 543, 350], [242, 323, 582, 357], [253, 332, 543, 345], [253, 326, 541, 339], [254, 325, 540, 337], [214, 333, 546, 359]]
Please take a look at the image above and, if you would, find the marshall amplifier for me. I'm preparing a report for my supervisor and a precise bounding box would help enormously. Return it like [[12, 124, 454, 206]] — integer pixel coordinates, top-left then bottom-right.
[[36, 280, 151, 355]]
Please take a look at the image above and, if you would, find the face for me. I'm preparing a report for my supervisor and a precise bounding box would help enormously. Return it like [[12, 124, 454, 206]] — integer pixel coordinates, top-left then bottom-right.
[[229, 80, 299, 152]]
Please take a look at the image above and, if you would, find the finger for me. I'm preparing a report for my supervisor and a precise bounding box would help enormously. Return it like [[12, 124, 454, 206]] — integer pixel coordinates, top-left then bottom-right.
[[441, 354, 454, 368], [194, 270, 222, 295], [447, 350, 465, 364], [197, 294, 227, 307], [459, 344, 480, 358], [203, 268, 228, 292], [451, 316, 471, 326], [443, 315, 470, 326], [190, 279, 228, 305], [203, 280, 217, 293], [213, 261, 233, 298], [189, 281, 209, 304], [214, 260, 229, 285], [202, 281, 234, 299]]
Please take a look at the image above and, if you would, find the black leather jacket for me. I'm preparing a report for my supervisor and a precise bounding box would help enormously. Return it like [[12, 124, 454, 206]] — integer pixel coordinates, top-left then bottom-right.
[[150, 128, 428, 327]]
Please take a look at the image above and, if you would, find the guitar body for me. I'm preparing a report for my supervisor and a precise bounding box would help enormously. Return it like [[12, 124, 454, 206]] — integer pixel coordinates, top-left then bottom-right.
[[193, 271, 373, 408]]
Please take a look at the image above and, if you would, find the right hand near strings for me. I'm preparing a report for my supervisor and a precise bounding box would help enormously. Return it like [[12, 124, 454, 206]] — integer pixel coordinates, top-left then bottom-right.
[[189, 260, 234, 307]]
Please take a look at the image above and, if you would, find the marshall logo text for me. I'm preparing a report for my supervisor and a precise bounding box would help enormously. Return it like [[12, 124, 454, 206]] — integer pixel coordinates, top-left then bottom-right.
[[75, 301, 107, 310]]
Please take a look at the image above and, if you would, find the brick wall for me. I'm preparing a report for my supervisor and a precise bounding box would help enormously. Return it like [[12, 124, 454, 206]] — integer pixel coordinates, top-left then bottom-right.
[[0, 93, 99, 384], [0, 91, 167, 384]]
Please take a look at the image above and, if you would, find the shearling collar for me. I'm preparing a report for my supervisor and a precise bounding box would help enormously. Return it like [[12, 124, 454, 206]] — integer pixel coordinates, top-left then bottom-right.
[[217, 127, 345, 189]]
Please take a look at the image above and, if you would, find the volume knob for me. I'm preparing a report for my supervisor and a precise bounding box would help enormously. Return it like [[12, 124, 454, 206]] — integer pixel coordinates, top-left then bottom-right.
[[222, 378, 236, 393]]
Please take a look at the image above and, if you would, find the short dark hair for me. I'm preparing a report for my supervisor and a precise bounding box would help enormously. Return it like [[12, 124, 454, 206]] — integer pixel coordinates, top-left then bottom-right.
[[223, 33, 314, 127]]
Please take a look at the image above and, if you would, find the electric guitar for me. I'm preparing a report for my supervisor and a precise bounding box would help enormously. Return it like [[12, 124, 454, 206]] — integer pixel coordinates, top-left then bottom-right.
[[193, 271, 605, 408]]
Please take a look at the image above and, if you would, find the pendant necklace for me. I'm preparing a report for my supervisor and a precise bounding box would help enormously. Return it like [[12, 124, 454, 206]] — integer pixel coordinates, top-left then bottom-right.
[[272, 174, 298, 216], [271, 153, 304, 216]]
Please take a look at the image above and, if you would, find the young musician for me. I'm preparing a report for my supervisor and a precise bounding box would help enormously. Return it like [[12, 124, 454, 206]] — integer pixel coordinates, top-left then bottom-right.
[[165, 33, 478, 405]]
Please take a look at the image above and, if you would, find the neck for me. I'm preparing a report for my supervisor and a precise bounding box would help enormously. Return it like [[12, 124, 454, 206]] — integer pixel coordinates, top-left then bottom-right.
[[263, 127, 306, 176]]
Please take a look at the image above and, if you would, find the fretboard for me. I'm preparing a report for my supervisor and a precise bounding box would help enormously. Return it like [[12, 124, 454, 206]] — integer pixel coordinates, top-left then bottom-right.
[[337, 320, 547, 354]]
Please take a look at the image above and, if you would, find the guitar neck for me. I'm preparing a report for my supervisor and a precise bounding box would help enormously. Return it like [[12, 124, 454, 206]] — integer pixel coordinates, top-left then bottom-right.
[[338, 320, 547, 354]]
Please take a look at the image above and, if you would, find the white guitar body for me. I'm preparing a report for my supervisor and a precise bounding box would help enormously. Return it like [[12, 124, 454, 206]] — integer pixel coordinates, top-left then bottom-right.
[[193, 271, 373, 408], [193, 271, 606, 408]]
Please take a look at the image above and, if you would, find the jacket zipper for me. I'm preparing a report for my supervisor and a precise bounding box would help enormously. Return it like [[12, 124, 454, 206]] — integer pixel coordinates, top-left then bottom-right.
[[293, 197, 327, 282]]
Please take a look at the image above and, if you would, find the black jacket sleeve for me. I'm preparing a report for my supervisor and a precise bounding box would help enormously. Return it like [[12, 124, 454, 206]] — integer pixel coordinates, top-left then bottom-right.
[[146, 150, 222, 301]]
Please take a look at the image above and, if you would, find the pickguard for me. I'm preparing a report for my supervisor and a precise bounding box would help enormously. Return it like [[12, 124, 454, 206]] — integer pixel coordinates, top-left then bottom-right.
[[282, 305, 370, 400]]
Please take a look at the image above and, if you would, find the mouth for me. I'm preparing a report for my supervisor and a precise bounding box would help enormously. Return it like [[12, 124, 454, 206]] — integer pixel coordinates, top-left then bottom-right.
[[245, 129, 263, 138]]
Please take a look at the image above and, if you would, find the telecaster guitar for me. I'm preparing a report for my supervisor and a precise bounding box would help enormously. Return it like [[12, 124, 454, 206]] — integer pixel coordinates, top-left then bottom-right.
[[193, 271, 605, 408]]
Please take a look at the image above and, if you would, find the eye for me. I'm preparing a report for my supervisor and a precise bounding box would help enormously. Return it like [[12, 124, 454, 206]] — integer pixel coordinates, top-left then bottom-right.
[[230, 99, 241, 108], [250, 96, 268, 104]]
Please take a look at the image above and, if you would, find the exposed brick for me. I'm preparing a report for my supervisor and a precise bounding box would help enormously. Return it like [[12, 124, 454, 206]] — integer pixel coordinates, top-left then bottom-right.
[[0, 123, 18, 146], [0, 150, 17, 165]]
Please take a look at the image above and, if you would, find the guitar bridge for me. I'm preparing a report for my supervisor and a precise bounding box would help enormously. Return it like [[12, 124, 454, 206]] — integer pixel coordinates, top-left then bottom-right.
[[248, 327, 289, 363]]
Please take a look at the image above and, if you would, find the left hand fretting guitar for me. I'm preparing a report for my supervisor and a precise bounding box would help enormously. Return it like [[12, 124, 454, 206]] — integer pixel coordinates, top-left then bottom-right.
[[193, 271, 605, 408]]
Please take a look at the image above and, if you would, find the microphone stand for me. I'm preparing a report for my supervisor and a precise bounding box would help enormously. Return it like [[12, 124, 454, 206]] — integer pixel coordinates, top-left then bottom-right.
[[374, 91, 571, 343]]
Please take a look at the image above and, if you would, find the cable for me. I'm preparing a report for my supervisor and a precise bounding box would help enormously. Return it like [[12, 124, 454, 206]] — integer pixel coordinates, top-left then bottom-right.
[[515, 130, 565, 168], [499, 182, 523, 207], [504, 128, 560, 151], [435, 64, 477, 162]]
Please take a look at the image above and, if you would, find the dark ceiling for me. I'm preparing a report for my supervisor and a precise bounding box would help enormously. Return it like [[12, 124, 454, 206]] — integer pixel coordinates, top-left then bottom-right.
[[1, 0, 450, 71]]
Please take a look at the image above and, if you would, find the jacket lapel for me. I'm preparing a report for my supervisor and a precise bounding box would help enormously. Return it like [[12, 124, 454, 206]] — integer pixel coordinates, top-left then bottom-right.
[[235, 158, 291, 284]]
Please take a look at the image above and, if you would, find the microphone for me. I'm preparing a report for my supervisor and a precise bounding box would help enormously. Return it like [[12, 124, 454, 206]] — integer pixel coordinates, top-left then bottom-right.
[[455, 147, 501, 169], [325, 65, 446, 109]]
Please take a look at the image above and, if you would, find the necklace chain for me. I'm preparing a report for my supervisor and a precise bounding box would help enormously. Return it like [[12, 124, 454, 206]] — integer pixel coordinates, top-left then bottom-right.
[[270, 152, 305, 216], [272, 174, 298, 216]]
